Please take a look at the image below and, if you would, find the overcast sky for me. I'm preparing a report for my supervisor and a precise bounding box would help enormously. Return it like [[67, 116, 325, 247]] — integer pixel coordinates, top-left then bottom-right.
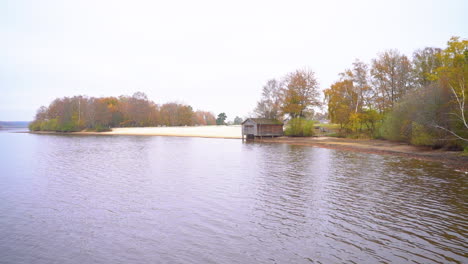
[[1, 0, 467, 121]]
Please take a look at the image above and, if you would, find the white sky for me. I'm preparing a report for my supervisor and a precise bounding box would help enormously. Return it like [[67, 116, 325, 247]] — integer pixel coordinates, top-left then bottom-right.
[[1, 0, 467, 121]]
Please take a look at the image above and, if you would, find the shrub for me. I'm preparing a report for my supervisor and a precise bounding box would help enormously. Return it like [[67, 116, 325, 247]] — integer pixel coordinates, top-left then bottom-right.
[[379, 107, 415, 142], [410, 122, 434, 146], [284, 118, 315, 137]]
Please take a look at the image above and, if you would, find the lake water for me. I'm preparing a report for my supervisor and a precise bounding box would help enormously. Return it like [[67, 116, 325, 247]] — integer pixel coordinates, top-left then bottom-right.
[[0, 129, 467, 263]]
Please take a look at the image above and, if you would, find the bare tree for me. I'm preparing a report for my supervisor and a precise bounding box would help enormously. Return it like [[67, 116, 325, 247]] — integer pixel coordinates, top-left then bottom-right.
[[254, 79, 283, 120], [34, 106, 48, 121]]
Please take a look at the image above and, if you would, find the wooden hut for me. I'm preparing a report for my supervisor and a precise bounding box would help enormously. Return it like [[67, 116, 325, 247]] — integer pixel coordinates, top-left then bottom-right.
[[241, 118, 283, 140]]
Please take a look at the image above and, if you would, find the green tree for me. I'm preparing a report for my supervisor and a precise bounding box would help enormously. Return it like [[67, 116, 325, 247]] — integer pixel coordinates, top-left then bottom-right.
[[233, 116, 243, 125], [216, 113, 227, 125], [360, 109, 382, 136], [324, 79, 357, 129]]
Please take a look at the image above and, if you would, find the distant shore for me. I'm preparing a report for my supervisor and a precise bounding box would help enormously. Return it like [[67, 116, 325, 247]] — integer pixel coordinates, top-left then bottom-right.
[[30, 126, 468, 171]]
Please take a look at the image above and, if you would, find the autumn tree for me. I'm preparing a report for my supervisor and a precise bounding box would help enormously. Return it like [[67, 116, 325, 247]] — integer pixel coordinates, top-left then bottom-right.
[[93, 98, 112, 127], [177, 105, 194, 126], [125, 92, 154, 126], [371, 50, 413, 112], [193, 111, 216, 125], [204, 112, 216, 125], [325, 64, 365, 129], [100, 97, 124, 127], [325, 61, 382, 135], [160, 103, 194, 126], [281, 69, 321, 118], [412, 47, 442, 89], [29, 92, 217, 131], [324, 79, 356, 129], [193, 111, 207, 125]]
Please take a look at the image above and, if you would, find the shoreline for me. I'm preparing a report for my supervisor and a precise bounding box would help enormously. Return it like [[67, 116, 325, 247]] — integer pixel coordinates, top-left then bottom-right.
[[257, 137, 468, 172], [28, 126, 468, 172]]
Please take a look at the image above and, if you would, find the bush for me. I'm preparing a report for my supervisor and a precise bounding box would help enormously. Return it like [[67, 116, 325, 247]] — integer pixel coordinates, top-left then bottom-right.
[[284, 118, 315, 137], [410, 122, 434, 146], [379, 111, 406, 141]]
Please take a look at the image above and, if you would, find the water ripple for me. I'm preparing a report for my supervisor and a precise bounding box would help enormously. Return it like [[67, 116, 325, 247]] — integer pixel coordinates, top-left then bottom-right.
[[0, 134, 466, 263]]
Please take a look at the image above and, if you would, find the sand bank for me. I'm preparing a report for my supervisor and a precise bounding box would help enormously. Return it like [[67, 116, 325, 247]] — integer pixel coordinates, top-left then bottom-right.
[[79, 125, 243, 139]]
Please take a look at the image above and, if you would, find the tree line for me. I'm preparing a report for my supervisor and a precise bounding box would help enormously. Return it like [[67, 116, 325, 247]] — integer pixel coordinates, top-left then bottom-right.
[[29, 92, 217, 132], [254, 36, 467, 148]]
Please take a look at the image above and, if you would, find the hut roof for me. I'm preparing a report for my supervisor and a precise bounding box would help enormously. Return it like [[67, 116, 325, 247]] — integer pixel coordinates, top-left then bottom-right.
[[242, 118, 283, 125]]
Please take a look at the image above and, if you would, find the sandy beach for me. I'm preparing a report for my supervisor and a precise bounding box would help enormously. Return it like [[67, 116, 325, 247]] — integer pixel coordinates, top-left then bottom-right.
[[80, 125, 243, 139]]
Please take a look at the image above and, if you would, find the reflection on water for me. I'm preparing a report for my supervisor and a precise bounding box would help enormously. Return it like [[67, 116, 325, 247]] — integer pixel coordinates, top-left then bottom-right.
[[0, 132, 466, 263]]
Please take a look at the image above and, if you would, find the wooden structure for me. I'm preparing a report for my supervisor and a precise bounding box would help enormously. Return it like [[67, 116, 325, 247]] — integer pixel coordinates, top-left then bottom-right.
[[241, 118, 283, 140]]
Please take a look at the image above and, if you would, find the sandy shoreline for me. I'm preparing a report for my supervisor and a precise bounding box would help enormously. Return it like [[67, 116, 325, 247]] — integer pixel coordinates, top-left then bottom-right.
[[258, 137, 468, 172]]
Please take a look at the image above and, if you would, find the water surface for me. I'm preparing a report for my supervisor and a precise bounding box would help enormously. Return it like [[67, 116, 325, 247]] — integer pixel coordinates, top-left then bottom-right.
[[0, 130, 466, 263]]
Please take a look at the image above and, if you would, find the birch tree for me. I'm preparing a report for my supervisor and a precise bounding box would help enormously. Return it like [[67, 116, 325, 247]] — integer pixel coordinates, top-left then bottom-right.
[[433, 37, 468, 141]]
